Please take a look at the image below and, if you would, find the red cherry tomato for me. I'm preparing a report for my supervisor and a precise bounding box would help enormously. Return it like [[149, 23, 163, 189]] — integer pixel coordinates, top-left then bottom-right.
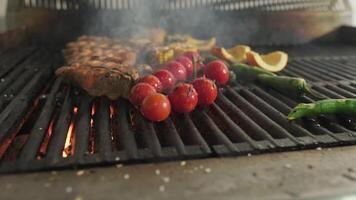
[[174, 56, 193, 78], [139, 75, 163, 92], [153, 70, 176, 93], [140, 93, 171, 122], [192, 78, 218, 106], [168, 83, 198, 113], [165, 61, 187, 81], [182, 51, 201, 61], [205, 60, 229, 85], [129, 83, 157, 106]]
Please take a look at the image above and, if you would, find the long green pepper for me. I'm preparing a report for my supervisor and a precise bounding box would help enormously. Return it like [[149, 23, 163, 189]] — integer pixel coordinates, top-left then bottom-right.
[[257, 74, 321, 98], [288, 99, 356, 120], [229, 63, 276, 82]]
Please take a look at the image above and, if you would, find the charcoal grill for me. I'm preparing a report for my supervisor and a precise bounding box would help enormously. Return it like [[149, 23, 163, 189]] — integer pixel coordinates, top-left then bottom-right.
[[0, 0, 356, 174]]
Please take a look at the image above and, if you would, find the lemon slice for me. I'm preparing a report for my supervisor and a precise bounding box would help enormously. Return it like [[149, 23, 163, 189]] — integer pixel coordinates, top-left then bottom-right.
[[226, 45, 251, 63], [211, 45, 251, 63], [186, 37, 216, 51], [246, 51, 288, 72]]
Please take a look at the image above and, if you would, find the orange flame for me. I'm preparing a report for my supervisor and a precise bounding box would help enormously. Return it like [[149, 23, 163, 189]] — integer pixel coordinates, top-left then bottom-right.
[[109, 104, 115, 141], [88, 104, 96, 154], [90, 105, 95, 127], [62, 106, 78, 158], [109, 105, 114, 119]]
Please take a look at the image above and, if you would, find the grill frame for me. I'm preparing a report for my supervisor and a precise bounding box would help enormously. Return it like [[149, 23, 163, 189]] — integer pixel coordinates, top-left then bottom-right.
[[1, 27, 356, 173]]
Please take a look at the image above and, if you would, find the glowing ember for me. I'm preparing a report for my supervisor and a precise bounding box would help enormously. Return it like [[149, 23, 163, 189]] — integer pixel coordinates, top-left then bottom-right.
[[37, 119, 55, 159], [62, 106, 78, 158], [109, 105, 114, 119], [63, 122, 74, 158], [91, 105, 96, 116], [88, 104, 96, 154]]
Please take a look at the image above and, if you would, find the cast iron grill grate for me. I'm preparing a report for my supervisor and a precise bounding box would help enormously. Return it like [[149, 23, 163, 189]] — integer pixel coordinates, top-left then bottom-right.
[[1, 43, 356, 173]]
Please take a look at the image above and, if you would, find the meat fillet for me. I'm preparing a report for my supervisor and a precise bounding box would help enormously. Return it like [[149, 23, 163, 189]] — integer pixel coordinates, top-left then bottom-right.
[[56, 63, 139, 100]]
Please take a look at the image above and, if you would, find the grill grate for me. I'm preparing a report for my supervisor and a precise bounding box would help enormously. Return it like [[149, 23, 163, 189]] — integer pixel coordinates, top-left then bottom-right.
[[1, 43, 356, 173], [21, 0, 349, 11]]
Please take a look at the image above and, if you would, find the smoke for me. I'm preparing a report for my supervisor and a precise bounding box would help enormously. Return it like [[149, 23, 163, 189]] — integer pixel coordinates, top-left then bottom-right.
[[77, 0, 263, 47], [80, 0, 260, 46]]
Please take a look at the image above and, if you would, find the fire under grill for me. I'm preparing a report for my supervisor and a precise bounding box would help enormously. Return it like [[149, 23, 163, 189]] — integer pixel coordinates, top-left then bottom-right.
[[0, 43, 356, 173]]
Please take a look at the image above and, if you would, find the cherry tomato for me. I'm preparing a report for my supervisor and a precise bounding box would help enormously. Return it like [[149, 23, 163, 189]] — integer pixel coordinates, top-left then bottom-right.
[[174, 56, 193, 78], [129, 83, 157, 106], [165, 61, 187, 81], [192, 78, 218, 106], [182, 51, 201, 61], [153, 70, 176, 93], [205, 60, 229, 85], [168, 83, 198, 113], [139, 75, 163, 92], [140, 93, 171, 122]]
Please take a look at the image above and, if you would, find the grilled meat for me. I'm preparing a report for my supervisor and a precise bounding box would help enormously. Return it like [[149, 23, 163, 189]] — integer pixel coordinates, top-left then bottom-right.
[[56, 62, 139, 100], [56, 36, 141, 99]]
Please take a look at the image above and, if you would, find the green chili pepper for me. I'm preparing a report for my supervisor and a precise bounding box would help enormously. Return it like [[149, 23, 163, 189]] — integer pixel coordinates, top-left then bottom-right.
[[229, 63, 276, 82], [288, 99, 356, 120], [257, 74, 321, 98], [228, 70, 237, 85]]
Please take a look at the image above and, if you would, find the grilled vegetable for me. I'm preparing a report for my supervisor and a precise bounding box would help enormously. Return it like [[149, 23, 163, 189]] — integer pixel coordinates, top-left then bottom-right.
[[246, 51, 288, 72], [229, 63, 276, 82], [205, 60, 230, 85], [257, 74, 320, 98], [211, 45, 251, 63], [228, 70, 237, 85], [288, 99, 356, 120]]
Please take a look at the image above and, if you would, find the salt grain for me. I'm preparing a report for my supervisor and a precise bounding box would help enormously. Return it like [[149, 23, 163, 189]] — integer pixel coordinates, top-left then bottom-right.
[[116, 164, 123, 168], [51, 171, 58, 175], [180, 161, 186, 166], [159, 185, 165, 192], [0, 78, 5, 82], [65, 186, 73, 193], [162, 176, 170, 183], [316, 147, 322, 151], [204, 168, 211, 173], [76, 170, 85, 176], [124, 174, 130, 180], [155, 169, 161, 175], [247, 153, 252, 157], [115, 157, 121, 161]]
